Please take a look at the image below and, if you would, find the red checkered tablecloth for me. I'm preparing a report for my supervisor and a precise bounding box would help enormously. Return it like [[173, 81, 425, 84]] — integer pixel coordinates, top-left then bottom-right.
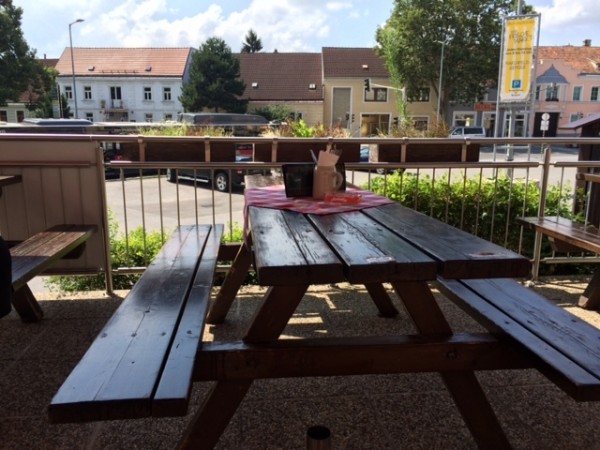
[[243, 185, 394, 236]]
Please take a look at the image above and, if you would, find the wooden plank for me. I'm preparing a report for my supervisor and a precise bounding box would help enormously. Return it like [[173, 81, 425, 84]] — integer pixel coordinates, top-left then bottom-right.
[[249, 207, 343, 285], [437, 277, 600, 401], [152, 224, 223, 417], [10, 224, 97, 290], [517, 216, 600, 254], [194, 334, 531, 380], [309, 211, 437, 283], [48, 225, 213, 423], [365, 203, 531, 279]]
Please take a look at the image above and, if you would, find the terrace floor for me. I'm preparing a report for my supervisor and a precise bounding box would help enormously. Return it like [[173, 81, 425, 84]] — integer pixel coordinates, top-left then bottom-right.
[[2, 278, 600, 449]]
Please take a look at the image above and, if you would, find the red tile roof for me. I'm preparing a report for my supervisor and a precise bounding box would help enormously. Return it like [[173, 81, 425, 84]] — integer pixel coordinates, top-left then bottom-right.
[[55, 47, 193, 77], [238, 52, 323, 101], [538, 45, 600, 76], [322, 47, 389, 78]]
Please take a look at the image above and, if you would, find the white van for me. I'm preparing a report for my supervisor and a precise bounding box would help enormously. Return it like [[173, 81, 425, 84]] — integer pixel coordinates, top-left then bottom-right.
[[449, 126, 486, 138]]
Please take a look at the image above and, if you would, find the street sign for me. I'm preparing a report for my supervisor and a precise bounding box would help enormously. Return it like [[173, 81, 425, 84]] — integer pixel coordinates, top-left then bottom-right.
[[541, 113, 550, 121]]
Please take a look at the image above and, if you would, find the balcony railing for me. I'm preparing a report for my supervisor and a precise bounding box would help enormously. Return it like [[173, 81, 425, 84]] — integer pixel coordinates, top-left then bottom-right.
[[1, 134, 600, 294]]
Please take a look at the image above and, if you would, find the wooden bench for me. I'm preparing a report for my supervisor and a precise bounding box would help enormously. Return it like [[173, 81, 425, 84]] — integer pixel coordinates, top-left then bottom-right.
[[9, 224, 97, 322], [517, 172, 600, 309], [48, 224, 223, 423], [436, 277, 600, 402]]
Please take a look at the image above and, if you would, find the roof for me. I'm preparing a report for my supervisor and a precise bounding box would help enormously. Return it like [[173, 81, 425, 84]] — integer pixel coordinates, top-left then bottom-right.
[[238, 52, 323, 101], [55, 47, 193, 78], [536, 64, 568, 84], [322, 47, 389, 78], [561, 113, 600, 130], [538, 45, 600, 76]]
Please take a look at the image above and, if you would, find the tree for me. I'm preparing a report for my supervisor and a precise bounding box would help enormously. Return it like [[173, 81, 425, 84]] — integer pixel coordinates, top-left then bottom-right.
[[376, 0, 534, 118], [180, 37, 247, 113], [0, 0, 51, 107], [241, 29, 262, 53]]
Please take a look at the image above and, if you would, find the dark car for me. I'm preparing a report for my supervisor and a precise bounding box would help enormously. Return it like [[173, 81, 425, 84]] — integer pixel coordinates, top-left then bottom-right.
[[360, 146, 390, 175], [166, 154, 268, 192]]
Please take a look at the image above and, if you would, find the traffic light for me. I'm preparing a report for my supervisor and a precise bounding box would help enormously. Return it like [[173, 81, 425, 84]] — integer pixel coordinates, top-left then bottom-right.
[[364, 78, 371, 92]]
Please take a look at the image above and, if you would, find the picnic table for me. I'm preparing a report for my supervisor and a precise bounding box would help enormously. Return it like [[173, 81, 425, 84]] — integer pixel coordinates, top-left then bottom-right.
[[185, 179, 532, 449]]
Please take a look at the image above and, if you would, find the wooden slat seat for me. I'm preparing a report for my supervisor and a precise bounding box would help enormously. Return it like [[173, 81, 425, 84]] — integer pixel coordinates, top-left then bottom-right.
[[9, 224, 97, 322], [517, 216, 600, 309], [437, 277, 600, 401], [48, 224, 223, 423]]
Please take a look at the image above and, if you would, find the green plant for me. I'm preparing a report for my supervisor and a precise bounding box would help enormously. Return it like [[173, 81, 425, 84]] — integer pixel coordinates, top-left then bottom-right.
[[262, 119, 351, 138]]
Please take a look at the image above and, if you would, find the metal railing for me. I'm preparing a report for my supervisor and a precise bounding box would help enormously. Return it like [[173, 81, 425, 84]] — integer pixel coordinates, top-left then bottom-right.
[[2, 133, 600, 293]]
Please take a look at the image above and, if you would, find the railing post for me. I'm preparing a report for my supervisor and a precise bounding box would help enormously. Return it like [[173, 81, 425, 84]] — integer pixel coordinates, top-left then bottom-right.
[[531, 145, 552, 281]]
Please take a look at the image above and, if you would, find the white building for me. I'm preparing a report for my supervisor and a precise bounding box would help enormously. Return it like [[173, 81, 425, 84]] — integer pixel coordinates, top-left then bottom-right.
[[55, 47, 193, 122]]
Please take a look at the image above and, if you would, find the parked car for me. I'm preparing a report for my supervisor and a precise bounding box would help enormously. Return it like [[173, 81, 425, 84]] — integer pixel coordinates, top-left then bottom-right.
[[449, 126, 487, 138], [359, 146, 396, 174], [166, 154, 269, 192]]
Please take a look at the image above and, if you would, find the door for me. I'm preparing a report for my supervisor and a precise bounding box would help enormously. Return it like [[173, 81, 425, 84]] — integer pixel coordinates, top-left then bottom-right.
[[332, 88, 351, 129]]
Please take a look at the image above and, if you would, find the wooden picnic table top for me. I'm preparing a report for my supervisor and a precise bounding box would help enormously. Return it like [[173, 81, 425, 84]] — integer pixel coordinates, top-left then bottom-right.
[[247, 195, 531, 286]]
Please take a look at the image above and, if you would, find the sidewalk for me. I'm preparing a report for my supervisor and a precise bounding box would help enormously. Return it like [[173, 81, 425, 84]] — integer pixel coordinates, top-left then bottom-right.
[[2, 279, 600, 449]]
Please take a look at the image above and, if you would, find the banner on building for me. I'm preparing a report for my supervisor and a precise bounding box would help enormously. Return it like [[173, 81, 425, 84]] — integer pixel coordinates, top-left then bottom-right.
[[499, 15, 539, 103]]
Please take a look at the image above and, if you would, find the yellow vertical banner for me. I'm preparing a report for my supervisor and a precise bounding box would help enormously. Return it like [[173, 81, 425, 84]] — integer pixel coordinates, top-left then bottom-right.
[[499, 15, 539, 103]]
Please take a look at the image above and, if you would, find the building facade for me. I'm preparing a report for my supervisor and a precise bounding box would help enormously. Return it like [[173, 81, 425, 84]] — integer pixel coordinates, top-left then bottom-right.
[[54, 47, 193, 123]]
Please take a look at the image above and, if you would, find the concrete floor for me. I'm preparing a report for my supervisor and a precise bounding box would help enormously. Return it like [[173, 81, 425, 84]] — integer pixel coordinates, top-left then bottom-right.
[[2, 278, 600, 449]]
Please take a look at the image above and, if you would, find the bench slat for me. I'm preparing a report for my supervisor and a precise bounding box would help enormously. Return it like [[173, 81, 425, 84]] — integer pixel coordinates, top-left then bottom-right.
[[48, 225, 218, 423], [153, 224, 223, 417], [437, 277, 600, 400], [10, 224, 97, 290]]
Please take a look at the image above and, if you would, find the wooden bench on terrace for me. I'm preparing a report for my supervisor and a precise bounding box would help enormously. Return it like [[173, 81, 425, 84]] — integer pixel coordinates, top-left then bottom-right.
[[9, 224, 97, 322], [517, 173, 600, 309], [437, 277, 600, 402], [48, 224, 223, 425]]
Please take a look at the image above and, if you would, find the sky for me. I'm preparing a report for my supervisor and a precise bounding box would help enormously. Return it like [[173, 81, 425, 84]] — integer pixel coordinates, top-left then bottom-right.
[[11, 0, 600, 59]]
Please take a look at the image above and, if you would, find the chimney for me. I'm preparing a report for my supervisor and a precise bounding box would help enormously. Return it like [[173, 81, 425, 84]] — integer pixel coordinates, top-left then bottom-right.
[[584, 39, 592, 47]]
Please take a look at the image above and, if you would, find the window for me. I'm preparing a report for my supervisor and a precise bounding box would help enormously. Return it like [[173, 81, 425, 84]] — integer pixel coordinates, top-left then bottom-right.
[[545, 84, 559, 101], [85, 112, 94, 121], [572, 86, 582, 101], [16, 111, 24, 122], [592, 87, 599, 101], [145, 113, 153, 122], [164, 113, 173, 121], [570, 113, 583, 122], [110, 86, 122, 100], [64, 86, 73, 99], [0, 110, 6, 121], [411, 116, 429, 131], [365, 87, 387, 102], [163, 87, 172, 101], [84, 86, 92, 100], [408, 88, 430, 102], [144, 87, 152, 101], [534, 85, 540, 101]]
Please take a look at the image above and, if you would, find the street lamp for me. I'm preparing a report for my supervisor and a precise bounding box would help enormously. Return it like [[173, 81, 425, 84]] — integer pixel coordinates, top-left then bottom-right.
[[68, 19, 84, 119], [436, 40, 446, 121]]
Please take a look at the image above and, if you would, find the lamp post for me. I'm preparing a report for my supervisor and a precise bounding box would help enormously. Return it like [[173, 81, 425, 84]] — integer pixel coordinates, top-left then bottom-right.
[[68, 19, 84, 119], [436, 39, 446, 121]]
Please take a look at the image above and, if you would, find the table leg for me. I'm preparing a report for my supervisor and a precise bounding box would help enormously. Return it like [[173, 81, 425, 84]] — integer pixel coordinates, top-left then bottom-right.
[[391, 280, 511, 449], [578, 268, 600, 309], [364, 282, 399, 317], [177, 380, 252, 450], [244, 284, 309, 344], [11, 285, 44, 322], [207, 242, 253, 324]]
